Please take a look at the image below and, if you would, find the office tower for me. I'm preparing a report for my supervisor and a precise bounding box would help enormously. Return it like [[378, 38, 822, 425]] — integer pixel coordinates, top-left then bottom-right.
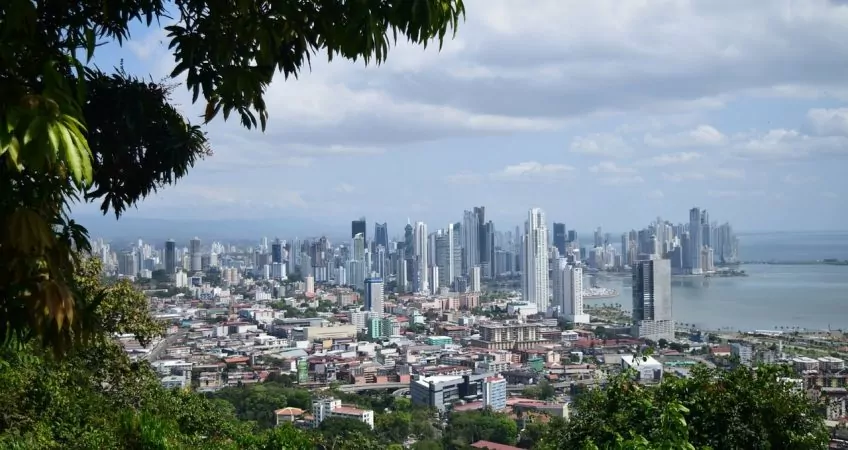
[[397, 257, 408, 293], [165, 239, 176, 275], [593, 227, 603, 248], [351, 217, 366, 240], [351, 233, 366, 290], [450, 223, 462, 286], [189, 237, 202, 272], [475, 206, 486, 265], [620, 234, 628, 267], [375, 245, 387, 279], [429, 266, 439, 295], [119, 251, 138, 276], [553, 223, 567, 256], [462, 209, 480, 275], [435, 229, 451, 289], [404, 222, 414, 255], [552, 259, 589, 323], [567, 229, 577, 244], [482, 220, 495, 277], [471, 265, 482, 292], [413, 222, 429, 294], [364, 277, 384, 317], [632, 258, 673, 341], [374, 222, 389, 251], [271, 238, 283, 264], [700, 210, 711, 248], [522, 208, 550, 313], [688, 208, 702, 274]]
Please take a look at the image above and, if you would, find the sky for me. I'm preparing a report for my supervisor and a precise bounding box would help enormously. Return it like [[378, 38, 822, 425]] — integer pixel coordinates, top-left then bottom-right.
[[77, 0, 848, 237]]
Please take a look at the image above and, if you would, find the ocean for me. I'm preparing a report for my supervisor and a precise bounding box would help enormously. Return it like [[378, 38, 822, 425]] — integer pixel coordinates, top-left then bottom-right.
[[589, 231, 848, 332]]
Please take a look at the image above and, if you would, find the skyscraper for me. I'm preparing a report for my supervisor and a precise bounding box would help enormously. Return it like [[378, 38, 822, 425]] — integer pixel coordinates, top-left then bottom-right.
[[632, 257, 673, 340], [462, 209, 480, 275], [271, 238, 283, 264], [189, 237, 202, 272], [351, 233, 366, 290], [553, 222, 567, 256], [688, 208, 702, 274], [552, 258, 588, 323], [522, 208, 550, 313], [435, 229, 451, 289], [165, 239, 176, 275], [364, 277, 384, 317], [413, 222, 429, 293], [351, 217, 367, 240], [374, 222, 389, 251]]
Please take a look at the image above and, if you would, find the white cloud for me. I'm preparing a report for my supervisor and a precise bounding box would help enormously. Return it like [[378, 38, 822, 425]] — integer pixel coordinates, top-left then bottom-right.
[[662, 172, 707, 182], [708, 190, 740, 198], [570, 133, 632, 157], [783, 174, 818, 185], [492, 161, 576, 181], [335, 183, 356, 194], [601, 175, 644, 185], [644, 125, 727, 148], [642, 152, 702, 166], [714, 168, 745, 180], [646, 189, 665, 199], [806, 108, 848, 136], [589, 161, 636, 174]]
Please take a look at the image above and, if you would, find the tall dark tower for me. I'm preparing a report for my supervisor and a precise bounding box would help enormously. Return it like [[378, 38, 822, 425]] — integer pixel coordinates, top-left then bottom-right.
[[351, 217, 366, 240], [553, 222, 567, 256]]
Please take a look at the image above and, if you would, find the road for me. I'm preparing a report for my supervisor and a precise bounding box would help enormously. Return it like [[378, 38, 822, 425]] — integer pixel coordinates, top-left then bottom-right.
[[143, 330, 185, 362], [337, 382, 407, 393]]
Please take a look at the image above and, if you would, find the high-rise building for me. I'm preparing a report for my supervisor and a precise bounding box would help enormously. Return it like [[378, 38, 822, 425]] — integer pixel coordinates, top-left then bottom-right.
[[552, 259, 589, 323], [632, 257, 673, 341], [435, 229, 451, 289], [351, 233, 366, 290], [553, 222, 567, 256], [620, 233, 628, 267], [189, 237, 202, 272], [365, 277, 384, 317], [271, 238, 283, 264], [413, 222, 429, 293], [462, 209, 480, 275], [482, 220, 495, 278], [164, 239, 176, 275], [567, 229, 577, 244], [374, 222, 389, 251], [522, 208, 550, 313], [352, 217, 367, 240], [471, 265, 482, 293], [688, 207, 702, 274], [593, 227, 603, 248]]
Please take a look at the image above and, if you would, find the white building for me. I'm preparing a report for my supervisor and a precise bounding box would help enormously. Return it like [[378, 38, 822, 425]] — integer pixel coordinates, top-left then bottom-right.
[[552, 259, 589, 324], [364, 278, 384, 318], [631, 258, 674, 341], [312, 398, 374, 429], [471, 265, 482, 293], [482, 375, 508, 411], [414, 222, 429, 294], [522, 208, 549, 313], [305, 275, 315, 296], [621, 354, 663, 383]]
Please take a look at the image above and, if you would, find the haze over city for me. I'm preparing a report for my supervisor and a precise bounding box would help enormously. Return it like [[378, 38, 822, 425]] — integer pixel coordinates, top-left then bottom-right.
[[74, 0, 847, 232]]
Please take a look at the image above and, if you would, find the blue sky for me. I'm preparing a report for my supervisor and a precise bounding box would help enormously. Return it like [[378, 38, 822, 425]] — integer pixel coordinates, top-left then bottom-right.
[[79, 0, 848, 235]]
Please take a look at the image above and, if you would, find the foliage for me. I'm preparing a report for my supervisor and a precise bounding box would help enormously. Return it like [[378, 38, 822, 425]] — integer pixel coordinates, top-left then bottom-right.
[[208, 381, 313, 429], [443, 409, 518, 448], [0, 0, 466, 355], [522, 380, 556, 401], [318, 417, 374, 442], [537, 364, 829, 450]]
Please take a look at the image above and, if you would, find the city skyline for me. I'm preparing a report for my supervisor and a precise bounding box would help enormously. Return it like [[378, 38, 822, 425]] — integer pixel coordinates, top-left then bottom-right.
[[72, 1, 845, 231]]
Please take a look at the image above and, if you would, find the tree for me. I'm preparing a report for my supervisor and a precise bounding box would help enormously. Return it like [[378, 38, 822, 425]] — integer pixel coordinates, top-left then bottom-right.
[[444, 410, 518, 448], [318, 417, 374, 441], [0, 0, 466, 355], [657, 338, 669, 349], [536, 364, 829, 449]]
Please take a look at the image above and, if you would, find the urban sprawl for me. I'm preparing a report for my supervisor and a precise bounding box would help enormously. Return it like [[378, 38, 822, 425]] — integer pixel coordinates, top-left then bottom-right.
[[94, 206, 848, 446]]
